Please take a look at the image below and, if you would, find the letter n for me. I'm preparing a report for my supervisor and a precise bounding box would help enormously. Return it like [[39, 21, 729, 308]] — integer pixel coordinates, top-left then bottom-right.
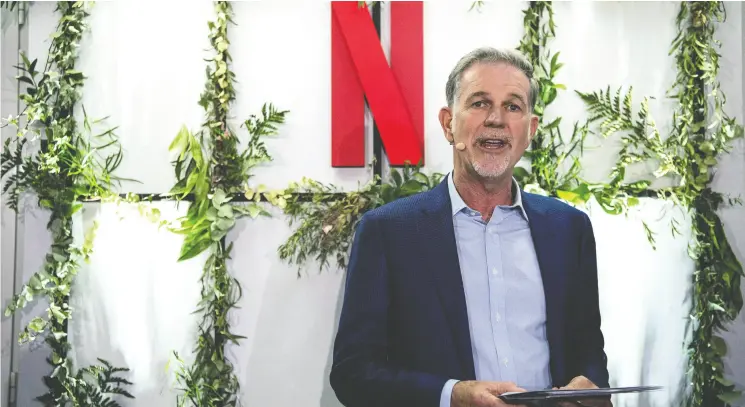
[[331, 1, 424, 167]]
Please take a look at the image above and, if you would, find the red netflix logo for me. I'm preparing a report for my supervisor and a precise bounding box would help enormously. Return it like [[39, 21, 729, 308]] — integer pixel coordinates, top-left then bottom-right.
[[331, 1, 424, 167]]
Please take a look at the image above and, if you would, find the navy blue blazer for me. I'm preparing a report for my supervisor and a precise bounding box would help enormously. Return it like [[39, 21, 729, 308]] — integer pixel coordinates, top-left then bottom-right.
[[330, 178, 609, 407]]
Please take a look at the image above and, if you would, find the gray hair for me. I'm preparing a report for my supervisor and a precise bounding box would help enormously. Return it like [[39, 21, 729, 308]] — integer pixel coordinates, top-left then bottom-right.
[[445, 47, 539, 112]]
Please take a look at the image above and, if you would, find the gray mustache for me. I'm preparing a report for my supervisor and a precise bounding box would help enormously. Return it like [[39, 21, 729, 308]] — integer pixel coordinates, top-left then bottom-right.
[[476, 136, 511, 143]]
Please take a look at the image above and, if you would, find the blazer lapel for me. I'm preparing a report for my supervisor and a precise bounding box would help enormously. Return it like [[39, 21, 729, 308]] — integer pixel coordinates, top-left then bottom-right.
[[521, 193, 567, 385], [420, 180, 476, 380]]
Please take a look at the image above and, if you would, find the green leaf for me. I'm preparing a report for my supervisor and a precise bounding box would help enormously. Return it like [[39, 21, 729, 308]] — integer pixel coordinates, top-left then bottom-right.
[[169, 125, 190, 155], [178, 236, 212, 261], [712, 335, 727, 355], [391, 170, 402, 187], [212, 189, 229, 206], [556, 190, 578, 203], [715, 376, 734, 387], [29, 317, 46, 333], [205, 206, 218, 222], [247, 204, 263, 219], [188, 132, 205, 167], [513, 166, 531, 183], [49, 305, 65, 322], [708, 302, 726, 312], [215, 217, 235, 231], [717, 391, 742, 405], [400, 179, 422, 196], [218, 204, 234, 218]]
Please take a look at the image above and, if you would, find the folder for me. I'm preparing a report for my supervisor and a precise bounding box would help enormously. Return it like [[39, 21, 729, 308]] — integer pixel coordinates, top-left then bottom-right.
[[498, 385, 663, 404]]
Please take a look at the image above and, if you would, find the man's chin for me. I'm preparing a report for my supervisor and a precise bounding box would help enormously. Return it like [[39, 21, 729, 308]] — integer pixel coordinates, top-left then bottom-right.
[[472, 165, 509, 180]]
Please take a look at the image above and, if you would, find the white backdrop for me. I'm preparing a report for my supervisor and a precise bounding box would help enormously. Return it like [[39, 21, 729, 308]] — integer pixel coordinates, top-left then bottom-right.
[[5, 2, 744, 407]]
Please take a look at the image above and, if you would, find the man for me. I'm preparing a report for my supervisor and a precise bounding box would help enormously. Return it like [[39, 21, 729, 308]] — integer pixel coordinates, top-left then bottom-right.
[[329, 47, 610, 407]]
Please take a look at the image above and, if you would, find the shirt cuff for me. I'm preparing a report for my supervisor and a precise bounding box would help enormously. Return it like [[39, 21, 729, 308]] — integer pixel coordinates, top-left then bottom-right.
[[439, 379, 460, 407]]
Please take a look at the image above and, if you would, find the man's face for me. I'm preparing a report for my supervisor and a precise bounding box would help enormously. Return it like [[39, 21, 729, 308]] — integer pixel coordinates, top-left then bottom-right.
[[440, 62, 538, 181]]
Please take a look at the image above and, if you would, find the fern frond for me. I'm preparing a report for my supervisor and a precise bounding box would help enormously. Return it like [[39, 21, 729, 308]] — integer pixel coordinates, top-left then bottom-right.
[[576, 86, 638, 138]]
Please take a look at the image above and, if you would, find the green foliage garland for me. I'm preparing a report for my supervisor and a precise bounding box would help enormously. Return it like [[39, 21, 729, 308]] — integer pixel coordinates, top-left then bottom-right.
[[513, 1, 589, 196], [0, 2, 133, 405], [552, 1, 745, 404], [166, 2, 287, 406], [569, 2, 744, 405], [279, 166, 443, 273], [668, 2, 744, 406], [514, 2, 654, 219]]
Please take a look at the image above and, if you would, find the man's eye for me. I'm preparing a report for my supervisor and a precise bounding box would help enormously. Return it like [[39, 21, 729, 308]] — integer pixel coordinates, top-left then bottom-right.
[[472, 101, 487, 108], [507, 104, 521, 111]]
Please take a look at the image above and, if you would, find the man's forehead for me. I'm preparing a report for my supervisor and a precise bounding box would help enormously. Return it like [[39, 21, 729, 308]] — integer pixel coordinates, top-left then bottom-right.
[[461, 62, 529, 90]]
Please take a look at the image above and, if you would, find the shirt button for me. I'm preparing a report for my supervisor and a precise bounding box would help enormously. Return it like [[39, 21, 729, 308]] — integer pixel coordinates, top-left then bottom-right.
[[503, 358, 509, 366], [495, 313, 501, 322], [491, 267, 498, 276]]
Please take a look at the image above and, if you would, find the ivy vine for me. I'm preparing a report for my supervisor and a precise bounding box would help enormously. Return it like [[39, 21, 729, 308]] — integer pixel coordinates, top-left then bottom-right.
[[279, 166, 443, 273], [0, 2, 133, 405], [513, 2, 655, 221], [513, 2, 590, 197], [518, 2, 744, 405], [668, 2, 744, 406], [166, 2, 288, 406]]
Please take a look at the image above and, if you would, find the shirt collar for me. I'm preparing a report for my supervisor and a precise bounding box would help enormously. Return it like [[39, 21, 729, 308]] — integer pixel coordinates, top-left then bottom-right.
[[447, 171, 529, 222]]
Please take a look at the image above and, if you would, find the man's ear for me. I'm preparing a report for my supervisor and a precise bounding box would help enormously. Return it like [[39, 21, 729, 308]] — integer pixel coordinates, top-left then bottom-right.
[[527, 113, 539, 147], [439, 107, 454, 143]]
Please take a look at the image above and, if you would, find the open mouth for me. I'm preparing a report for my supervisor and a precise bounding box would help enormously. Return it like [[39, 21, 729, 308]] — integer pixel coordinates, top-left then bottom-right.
[[478, 138, 509, 151]]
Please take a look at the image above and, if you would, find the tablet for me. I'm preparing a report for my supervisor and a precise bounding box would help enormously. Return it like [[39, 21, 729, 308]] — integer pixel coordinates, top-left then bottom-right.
[[499, 386, 663, 403]]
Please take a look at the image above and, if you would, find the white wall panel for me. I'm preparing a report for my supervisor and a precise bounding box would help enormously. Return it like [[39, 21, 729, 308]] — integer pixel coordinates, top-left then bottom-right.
[[582, 198, 695, 407], [65, 203, 346, 407], [76, 1, 213, 194], [226, 205, 345, 407], [230, 2, 372, 192], [549, 1, 680, 188], [68, 202, 206, 407]]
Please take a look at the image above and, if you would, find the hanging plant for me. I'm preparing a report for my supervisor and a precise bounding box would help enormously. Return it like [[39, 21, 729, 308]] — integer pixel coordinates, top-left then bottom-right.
[[278, 164, 443, 273], [514, 1, 590, 197], [516, 2, 653, 220], [567, 2, 744, 405], [572, 87, 664, 214], [166, 2, 288, 406], [667, 2, 744, 406], [0, 2, 133, 406]]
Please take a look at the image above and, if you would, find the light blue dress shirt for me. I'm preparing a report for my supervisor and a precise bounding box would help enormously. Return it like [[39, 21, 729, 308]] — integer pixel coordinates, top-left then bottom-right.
[[440, 172, 552, 407]]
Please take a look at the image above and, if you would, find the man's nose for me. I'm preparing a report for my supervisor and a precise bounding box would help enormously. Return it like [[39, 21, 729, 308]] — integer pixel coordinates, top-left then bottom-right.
[[483, 108, 505, 127]]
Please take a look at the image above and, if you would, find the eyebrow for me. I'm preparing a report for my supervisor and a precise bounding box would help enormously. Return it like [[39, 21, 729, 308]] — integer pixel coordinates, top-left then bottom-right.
[[464, 91, 490, 103], [506, 92, 527, 107], [464, 91, 527, 106]]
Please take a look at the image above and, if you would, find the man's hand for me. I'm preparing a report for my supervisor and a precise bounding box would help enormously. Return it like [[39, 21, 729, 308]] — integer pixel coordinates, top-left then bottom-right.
[[555, 376, 613, 407], [562, 376, 598, 390], [451, 381, 527, 407]]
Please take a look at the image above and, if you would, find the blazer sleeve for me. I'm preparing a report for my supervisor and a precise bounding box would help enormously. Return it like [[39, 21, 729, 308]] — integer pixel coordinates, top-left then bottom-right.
[[329, 212, 451, 407], [570, 213, 610, 388]]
